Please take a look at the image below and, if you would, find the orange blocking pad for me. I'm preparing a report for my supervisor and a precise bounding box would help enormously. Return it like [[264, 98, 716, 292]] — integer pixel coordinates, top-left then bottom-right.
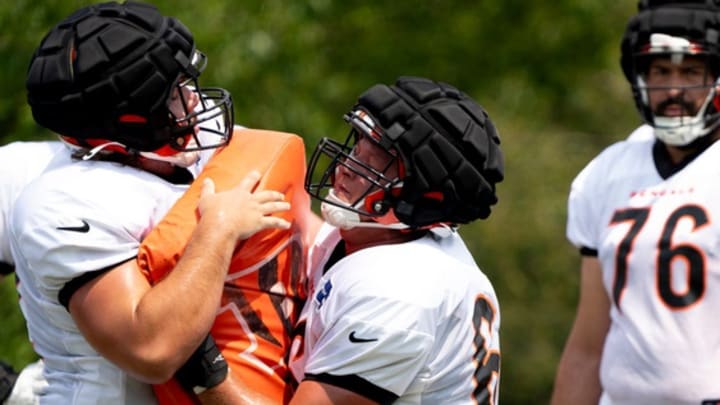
[[138, 127, 317, 404]]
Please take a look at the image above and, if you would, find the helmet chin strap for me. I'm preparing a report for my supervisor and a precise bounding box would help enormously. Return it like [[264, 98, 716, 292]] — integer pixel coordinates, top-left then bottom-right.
[[80, 141, 127, 160], [321, 189, 408, 230], [638, 73, 720, 146], [653, 115, 713, 146], [139, 150, 200, 168], [321, 189, 457, 238], [139, 135, 201, 168], [67, 139, 200, 168]]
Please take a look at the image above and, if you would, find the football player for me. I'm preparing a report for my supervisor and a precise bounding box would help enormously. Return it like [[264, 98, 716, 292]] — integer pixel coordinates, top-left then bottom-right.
[[552, 1, 720, 403], [10, 2, 289, 403], [290, 76, 504, 404]]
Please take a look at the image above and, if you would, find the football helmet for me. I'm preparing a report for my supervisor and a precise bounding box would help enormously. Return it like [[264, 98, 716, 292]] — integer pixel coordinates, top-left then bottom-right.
[[305, 76, 504, 230], [26, 1, 233, 164], [621, 0, 720, 145]]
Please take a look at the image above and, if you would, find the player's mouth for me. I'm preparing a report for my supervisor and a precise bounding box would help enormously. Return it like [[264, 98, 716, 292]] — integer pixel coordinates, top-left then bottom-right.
[[661, 104, 687, 116], [656, 97, 696, 117], [333, 184, 353, 203]]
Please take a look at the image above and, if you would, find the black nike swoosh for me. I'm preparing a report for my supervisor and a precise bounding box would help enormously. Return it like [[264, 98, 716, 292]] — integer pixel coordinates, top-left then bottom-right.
[[56, 220, 90, 233], [348, 331, 378, 343]]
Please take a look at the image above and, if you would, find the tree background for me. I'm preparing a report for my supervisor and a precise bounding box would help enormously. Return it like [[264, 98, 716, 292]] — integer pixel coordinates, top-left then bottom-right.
[[0, 0, 641, 403]]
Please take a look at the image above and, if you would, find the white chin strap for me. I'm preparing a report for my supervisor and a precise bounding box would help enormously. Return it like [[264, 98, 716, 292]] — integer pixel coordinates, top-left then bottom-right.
[[320, 189, 457, 239], [652, 116, 710, 146], [139, 135, 201, 168], [138, 150, 200, 168], [72, 140, 200, 168], [638, 74, 720, 146], [321, 189, 408, 230], [79, 141, 126, 160]]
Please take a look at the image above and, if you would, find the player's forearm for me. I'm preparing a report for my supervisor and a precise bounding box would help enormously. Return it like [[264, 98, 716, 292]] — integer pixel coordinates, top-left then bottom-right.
[[550, 258, 607, 404], [71, 218, 237, 383], [129, 220, 237, 379], [196, 372, 276, 405], [550, 346, 602, 405]]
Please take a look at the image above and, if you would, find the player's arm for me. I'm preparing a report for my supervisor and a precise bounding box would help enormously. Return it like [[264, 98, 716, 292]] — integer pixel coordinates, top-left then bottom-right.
[[68, 172, 290, 383], [194, 372, 279, 405], [550, 256, 609, 405], [185, 343, 382, 405], [289, 380, 381, 405]]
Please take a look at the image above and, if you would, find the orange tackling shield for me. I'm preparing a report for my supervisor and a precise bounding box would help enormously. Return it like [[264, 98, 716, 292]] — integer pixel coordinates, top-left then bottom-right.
[[137, 128, 321, 404]]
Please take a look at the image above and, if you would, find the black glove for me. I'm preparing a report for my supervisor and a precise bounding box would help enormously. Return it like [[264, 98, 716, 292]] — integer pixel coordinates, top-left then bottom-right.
[[0, 361, 18, 403], [175, 334, 228, 395]]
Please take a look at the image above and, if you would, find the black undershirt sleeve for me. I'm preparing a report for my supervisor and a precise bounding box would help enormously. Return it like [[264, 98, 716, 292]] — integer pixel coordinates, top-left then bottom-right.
[[59, 258, 135, 310], [0, 262, 13, 276], [304, 373, 398, 405], [579, 246, 598, 257]]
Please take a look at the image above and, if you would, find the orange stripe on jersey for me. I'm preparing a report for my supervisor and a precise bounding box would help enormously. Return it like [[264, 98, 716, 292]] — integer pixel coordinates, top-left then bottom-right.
[[137, 128, 318, 404]]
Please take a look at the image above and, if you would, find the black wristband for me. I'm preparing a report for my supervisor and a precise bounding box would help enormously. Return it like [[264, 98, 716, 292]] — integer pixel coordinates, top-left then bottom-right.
[[0, 262, 13, 276], [175, 334, 228, 395], [0, 361, 18, 403]]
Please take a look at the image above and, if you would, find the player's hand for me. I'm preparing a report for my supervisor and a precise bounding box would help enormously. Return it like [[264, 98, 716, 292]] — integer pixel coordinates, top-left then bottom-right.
[[197, 171, 291, 242]]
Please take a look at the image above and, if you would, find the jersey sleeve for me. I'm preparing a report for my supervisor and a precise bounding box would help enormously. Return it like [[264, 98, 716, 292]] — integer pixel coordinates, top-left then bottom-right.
[[567, 135, 656, 254], [303, 278, 435, 398], [566, 158, 601, 252], [12, 202, 140, 296], [0, 141, 68, 266], [9, 164, 171, 303], [566, 141, 626, 253]]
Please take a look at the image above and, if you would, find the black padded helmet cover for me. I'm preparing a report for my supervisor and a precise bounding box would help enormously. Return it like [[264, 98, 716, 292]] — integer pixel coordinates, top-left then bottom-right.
[[26, 1, 199, 151], [355, 76, 504, 227], [621, 0, 720, 82]]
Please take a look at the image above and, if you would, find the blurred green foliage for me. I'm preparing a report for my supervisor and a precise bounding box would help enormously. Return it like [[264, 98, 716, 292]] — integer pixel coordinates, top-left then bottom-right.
[[0, 0, 642, 403]]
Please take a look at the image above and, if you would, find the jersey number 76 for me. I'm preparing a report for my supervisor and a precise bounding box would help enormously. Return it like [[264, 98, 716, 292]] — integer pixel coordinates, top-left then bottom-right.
[[610, 205, 707, 310]]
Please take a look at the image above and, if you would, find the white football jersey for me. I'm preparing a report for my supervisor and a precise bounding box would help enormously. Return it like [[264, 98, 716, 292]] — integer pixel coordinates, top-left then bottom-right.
[[625, 124, 654, 142], [567, 126, 720, 404], [0, 141, 71, 267], [9, 160, 189, 404], [291, 223, 501, 405]]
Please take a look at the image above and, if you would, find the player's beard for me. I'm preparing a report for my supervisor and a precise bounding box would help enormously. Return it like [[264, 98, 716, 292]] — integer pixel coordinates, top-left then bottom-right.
[[654, 95, 697, 117]]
